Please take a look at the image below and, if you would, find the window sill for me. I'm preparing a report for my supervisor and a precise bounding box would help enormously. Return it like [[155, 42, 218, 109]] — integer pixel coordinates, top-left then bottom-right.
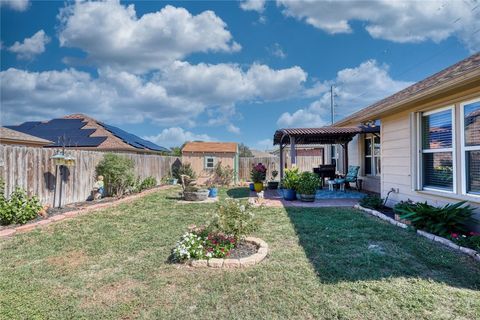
[[416, 190, 480, 204]]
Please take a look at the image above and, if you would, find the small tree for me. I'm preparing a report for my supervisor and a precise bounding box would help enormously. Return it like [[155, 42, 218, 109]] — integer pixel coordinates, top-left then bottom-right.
[[239, 143, 253, 157], [96, 154, 135, 197], [172, 162, 196, 181], [212, 162, 234, 186]]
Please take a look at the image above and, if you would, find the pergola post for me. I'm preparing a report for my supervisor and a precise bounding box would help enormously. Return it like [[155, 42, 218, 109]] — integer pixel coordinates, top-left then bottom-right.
[[279, 143, 284, 180], [343, 142, 349, 174], [290, 135, 296, 167]]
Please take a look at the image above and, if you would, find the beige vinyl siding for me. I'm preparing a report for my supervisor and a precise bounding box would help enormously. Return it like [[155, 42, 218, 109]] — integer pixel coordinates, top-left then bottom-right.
[[182, 152, 235, 185]]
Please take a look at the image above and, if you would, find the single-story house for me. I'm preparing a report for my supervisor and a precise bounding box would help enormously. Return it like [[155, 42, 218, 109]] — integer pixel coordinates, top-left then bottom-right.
[[5, 114, 168, 154], [0, 127, 53, 147], [182, 142, 239, 185], [273, 52, 479, 228]]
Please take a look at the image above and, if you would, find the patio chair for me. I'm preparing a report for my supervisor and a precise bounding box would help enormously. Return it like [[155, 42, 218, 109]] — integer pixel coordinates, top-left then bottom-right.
[[344, 165, 360, 189]]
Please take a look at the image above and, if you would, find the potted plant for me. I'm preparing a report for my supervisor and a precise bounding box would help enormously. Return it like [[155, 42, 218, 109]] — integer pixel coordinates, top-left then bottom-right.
[[249, 183, 255, 191], [282, 168, 299, 201], [250, 163, 267, 192], [297, 172, 320, 202], [208, 184, 218, 198], [267, 170, 279, 189]]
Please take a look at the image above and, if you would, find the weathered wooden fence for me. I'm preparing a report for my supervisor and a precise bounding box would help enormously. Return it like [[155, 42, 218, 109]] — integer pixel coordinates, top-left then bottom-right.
[[0, 145, 179, 206], [238, 155, 324, 180]]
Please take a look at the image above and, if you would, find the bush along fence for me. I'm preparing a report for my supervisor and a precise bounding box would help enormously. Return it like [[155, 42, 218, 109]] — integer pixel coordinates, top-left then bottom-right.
[[354, 204, 480, 263], [0, 145, 180, 207]]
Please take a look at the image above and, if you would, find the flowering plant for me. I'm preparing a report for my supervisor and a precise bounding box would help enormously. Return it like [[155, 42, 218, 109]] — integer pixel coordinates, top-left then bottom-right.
[[250, 163, 267, 183], [449, 231, 480, 251], [211, 199, 259, 241], [171, 226, 237, 261]]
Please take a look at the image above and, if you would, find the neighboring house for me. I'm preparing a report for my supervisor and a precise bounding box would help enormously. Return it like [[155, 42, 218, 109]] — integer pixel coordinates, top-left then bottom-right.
[[333, 52, 480, 225], [0, 127, 52, 147], [182, 142, 239, 185], [5, 114, 168, 154], [250, 149, 275, 158]]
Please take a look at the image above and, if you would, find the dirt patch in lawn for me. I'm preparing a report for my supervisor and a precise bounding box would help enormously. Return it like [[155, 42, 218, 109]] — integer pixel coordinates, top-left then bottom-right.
[[80, 279, 144, 309], [46, 250, 88, 272], [228, 241, 258, 259]]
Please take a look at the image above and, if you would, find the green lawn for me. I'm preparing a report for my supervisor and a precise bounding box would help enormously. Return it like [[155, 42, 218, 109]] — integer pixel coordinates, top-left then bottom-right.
[[1, 187, 479, 319]]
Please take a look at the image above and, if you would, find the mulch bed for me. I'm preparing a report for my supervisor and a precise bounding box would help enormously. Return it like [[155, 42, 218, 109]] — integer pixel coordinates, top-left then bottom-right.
[[228, 241, 258, 259]]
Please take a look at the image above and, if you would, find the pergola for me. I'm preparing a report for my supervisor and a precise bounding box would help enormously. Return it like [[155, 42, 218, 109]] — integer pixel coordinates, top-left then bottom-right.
[[273, 126, 370, 179]]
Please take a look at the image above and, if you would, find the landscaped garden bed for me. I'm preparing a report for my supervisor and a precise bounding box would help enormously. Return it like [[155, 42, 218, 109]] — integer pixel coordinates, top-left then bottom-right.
[[1, 187, 479, 319]]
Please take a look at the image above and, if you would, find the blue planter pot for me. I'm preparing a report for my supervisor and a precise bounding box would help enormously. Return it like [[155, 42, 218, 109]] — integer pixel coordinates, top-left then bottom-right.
[[249, 183, 255, 191], [283, 188, 297, 201], [208, 188, 218, 198]]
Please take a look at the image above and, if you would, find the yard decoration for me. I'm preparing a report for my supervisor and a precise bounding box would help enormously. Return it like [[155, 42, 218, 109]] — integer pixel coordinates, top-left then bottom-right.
[[90, 175, 105, 200], [180, 175, 209, 201], [297, 172, 320, 202], [250, 163, 267, 192], [282, 168, 300, 201]]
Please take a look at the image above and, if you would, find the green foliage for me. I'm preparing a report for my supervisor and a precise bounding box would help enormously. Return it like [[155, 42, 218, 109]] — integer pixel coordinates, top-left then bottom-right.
[[359, 194, 384, 210], [140, 176, 157, 191], [393, 199, 416, 214], [238, 143, 253, 157], [398, 201, 476, 236], [96, 154, 135, 197], [0, 185, 42, 226], [212, 162, 234, 186], [297, 172, 320, 195], [282, 167, 300, 190], [169, 146, 183, 157], [210, 199, 259, 241], [172, 162, 196, 181], [451, 233, 480, 251]]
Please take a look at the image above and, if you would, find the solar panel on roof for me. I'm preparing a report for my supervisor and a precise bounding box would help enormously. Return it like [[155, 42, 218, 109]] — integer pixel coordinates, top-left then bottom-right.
[[102, 123, 169, 152]]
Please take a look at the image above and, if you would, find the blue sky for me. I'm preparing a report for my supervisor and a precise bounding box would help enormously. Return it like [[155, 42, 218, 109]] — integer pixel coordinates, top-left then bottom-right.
[[1, 0, 479, 149]]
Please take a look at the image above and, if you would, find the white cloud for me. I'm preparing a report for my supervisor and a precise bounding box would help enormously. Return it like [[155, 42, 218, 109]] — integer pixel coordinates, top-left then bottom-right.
[[278, 60, 413, 128], [240, 0, 266, 13], [58, 1, 241, 73], [144, 127, 215, 148], [227, 124, 241, 134], [8, 30, 50, 60], [1, 61, 307, 127], [268, 43, 287, 59], [278, 0, 480, 53], [0, 0, 29, 11], [256, 138, 274, 150]]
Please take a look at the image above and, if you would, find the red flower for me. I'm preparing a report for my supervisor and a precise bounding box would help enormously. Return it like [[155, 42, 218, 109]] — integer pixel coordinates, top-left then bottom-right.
[[451, 233, 459, 238]]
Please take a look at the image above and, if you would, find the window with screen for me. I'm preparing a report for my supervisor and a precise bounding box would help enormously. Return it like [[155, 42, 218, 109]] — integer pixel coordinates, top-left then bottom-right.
[[205, 156, 215, 169], [421, 107, 454, 191], [364, 135, 380, 176], [463, 99, 480, 195]]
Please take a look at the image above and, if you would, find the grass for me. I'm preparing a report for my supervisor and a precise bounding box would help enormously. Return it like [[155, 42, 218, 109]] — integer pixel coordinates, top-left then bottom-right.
[[1, 186, 479, 319]]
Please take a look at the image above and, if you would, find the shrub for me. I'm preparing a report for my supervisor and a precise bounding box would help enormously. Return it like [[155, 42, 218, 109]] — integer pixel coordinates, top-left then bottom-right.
[[398, 201, 476, 237], [96, 154, 135, 197], [297, 172, 320, 195], [250, 163, 267, 183], [172, 162, 196, 181], [282, 167, 300, 190], [140, 176, 157, 191], [393, 199, 416, 214], [0, 184, 42, 225], [212, 162, 234, 186], [359, 194, 384, 210], [210, 199, 259, 241]]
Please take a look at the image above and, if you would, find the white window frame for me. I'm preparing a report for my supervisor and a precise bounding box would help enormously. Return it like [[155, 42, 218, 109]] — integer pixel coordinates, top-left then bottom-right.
[[364, 134, 381, 176], [419, 105, 456, 194], [204, 156, 215, 169], [460, 97, 480, 198]]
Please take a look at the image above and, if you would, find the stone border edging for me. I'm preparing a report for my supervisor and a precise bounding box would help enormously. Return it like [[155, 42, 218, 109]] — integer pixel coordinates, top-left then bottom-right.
[[189, 237, 268, 269], [354, 204, 480, 263], [0, 185, 173, 239]]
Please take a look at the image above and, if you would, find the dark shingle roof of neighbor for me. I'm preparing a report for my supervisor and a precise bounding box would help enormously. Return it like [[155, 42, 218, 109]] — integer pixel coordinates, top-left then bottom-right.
[[334, 52, 480, 126], [0, 127, 53, 145], [5, 116, 168, 152]]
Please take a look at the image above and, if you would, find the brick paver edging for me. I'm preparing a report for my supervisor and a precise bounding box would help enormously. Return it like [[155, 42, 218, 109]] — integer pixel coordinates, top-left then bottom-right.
[[189, 237, 268, 268], [354, 204, 480, 263], [0, 185, 173, 239]]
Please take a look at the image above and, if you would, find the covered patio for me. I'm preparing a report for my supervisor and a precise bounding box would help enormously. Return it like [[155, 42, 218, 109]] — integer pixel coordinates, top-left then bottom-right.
[[273, 126, 364, 180]]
